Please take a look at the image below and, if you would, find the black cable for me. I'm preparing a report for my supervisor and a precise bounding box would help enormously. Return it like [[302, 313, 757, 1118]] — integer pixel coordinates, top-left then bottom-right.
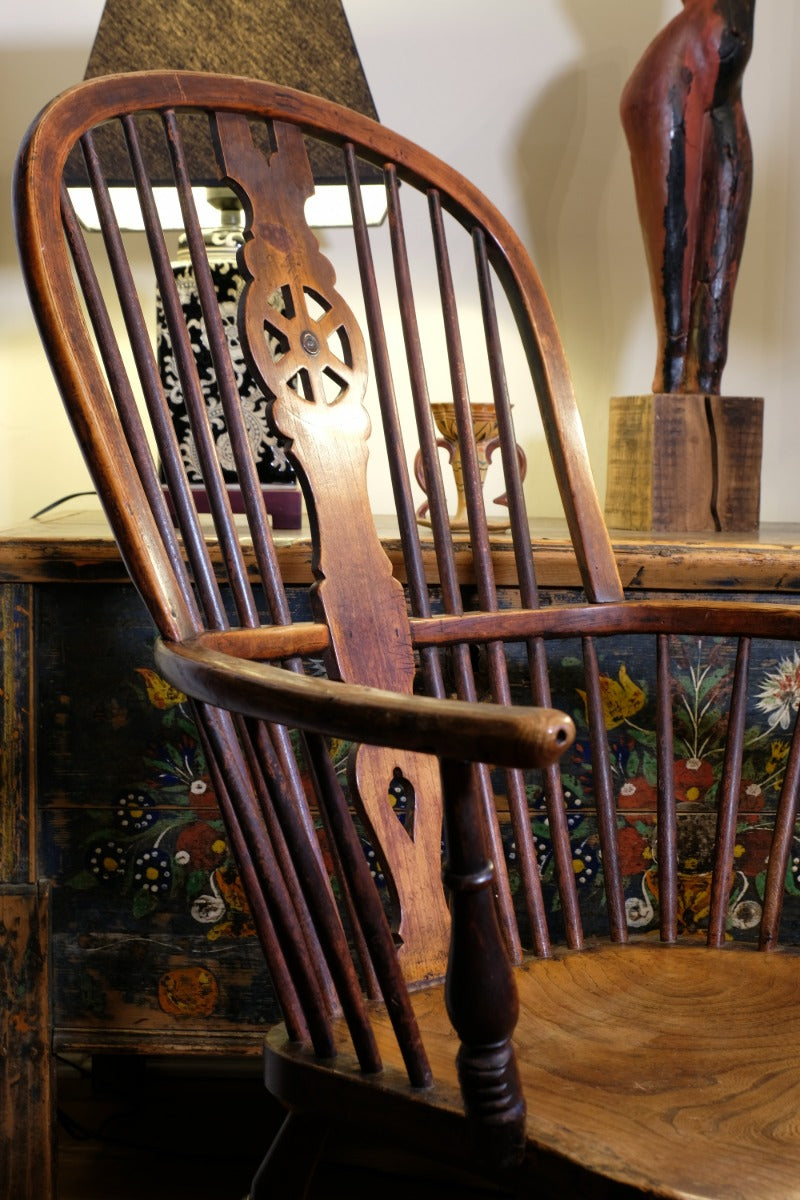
[[30, 492, 97, 519]]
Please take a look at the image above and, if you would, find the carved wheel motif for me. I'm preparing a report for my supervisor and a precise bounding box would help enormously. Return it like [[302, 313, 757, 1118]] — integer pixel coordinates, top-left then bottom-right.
[[257, 282, 357, 409]]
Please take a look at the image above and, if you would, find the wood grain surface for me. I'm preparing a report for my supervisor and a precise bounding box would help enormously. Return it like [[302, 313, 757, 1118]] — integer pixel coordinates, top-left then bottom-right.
[[3, 513, 800, 594], [298, 941, 800, 1199]]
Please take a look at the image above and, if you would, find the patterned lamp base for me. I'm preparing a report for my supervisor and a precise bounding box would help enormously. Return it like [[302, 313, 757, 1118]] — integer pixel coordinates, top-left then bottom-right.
[[156, 194, 302, 529]]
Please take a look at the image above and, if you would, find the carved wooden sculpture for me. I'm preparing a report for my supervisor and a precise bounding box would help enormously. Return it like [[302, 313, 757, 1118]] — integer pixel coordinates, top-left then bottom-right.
[[15, 70, 800, 1199], [621, 0, 755, 395], [609, 2, 760, 532]]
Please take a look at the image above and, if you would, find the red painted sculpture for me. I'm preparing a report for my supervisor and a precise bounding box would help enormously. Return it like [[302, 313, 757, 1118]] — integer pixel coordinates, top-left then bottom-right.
[[621, 0, 755, 395]]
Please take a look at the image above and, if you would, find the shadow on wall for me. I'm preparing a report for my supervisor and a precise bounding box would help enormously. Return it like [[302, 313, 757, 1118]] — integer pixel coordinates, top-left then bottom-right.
[[514, 0, 666, 416]]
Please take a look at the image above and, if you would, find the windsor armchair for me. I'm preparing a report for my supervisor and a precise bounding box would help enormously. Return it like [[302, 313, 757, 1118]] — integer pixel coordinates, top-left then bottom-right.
[[15, 71, 800, 1200]]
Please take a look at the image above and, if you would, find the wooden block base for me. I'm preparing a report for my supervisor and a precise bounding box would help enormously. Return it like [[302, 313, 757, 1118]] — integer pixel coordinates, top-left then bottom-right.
[[604, 394, 763, 532]]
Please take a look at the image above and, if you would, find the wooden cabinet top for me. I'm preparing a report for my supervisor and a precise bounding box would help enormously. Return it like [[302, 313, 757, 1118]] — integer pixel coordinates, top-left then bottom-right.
[[1, 502, 799, 592]]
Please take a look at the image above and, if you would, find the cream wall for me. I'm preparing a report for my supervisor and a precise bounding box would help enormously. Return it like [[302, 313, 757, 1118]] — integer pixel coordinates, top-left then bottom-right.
[[1, 0, 798, 528]]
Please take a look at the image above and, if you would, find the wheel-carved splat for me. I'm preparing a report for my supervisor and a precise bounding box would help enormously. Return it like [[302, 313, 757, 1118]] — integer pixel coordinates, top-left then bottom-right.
[[212, 113, 449, 979]]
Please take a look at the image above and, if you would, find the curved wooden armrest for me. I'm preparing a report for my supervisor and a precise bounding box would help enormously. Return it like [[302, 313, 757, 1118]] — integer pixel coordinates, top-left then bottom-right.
[[154, 636, 574, 770]]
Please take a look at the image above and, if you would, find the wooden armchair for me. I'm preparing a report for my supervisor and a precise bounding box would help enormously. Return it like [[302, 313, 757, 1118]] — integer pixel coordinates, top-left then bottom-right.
[[15, 71, 800, 1199]]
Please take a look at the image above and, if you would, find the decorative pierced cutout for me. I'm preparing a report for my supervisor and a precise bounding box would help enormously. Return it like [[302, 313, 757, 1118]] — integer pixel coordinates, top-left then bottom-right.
[[258, 283, 353, 407], [304, 288, 329, 322], [210, 113, 368, 432], [389, 767, 416, 839]]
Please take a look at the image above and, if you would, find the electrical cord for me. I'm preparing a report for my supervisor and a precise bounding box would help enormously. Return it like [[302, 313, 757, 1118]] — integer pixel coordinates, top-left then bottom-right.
[[30, 492, 97, 519]]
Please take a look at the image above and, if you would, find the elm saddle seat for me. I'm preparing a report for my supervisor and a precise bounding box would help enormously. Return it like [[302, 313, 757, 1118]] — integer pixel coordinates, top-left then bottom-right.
[[14, 70, 800, 1199]]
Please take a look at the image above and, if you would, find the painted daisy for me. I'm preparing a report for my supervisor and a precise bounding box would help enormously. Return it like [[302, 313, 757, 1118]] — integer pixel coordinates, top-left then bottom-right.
[[756, 651, 800, 730]]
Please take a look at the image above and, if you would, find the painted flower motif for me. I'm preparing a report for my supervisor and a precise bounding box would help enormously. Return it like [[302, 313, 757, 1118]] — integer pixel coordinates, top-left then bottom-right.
[[756, 651, 800, 730], [617, 824, 652, 874], [625, 880, 655, 929], [115, 789, 158, 833], [730, 898, 762, 930], [135, 667, 187, 710], [673, 758, 714, 805], [765, 739, 791, 776], [526, 789, 596, 887], [570, 838, 601, 887], [526, 790, 600, 890], [530, 788, 586, 833], [175, 821, 227, 869], [577, 664, 646, 730], [617, 776, 657, 814], [87, 840, 127, 883], [158, 966, 219, 1017], [363, 838, 386, 889], [734, 828, 773, 877], [739, 781, 765, 824], [674, 873, 714, 934], [133, 847, 172, 896], [205, 866, 255, 940], [527, 832, 601, 889], [149, 733, 208, 794], [191, 893, 227, 924]]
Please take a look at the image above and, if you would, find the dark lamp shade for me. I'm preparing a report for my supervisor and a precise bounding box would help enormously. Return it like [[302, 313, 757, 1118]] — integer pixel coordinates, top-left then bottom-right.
[[65, 0, 380, 188]]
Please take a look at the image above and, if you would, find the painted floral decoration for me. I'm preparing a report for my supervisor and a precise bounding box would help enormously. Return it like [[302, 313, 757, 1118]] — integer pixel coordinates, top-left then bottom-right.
[[70, 669, 252, 936], [756, 650, 800, 730], [133, 847, 172, 897], [71, 636, 800, 954], [552, 637, 800, 939], [86, 840, 127, 883]]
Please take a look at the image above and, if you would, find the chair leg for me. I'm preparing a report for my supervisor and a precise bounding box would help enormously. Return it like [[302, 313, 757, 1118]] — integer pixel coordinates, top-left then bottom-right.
[[248, 1110, 328, 1200]]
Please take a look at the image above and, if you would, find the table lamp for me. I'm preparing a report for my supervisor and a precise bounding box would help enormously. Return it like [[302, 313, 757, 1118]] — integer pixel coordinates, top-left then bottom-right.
[[64, 0, 382, 528]]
